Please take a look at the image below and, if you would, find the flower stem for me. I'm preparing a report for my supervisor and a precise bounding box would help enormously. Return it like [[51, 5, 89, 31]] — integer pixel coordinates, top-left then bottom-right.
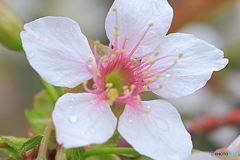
[[37, 79, 58, 159], [81, 147, 140, 159], [36, 120, 53, 159]]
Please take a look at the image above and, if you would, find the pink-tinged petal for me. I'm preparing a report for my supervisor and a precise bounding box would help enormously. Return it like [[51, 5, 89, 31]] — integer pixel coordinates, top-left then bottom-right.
[[52, 93, 117, 148], [118, 100, 192, 160], [105, 0, 173, 57], [185, 152, 220, 160], [149, 33, 228, 98], [228, 135, 240, 153], [21, 16, 95, 88]]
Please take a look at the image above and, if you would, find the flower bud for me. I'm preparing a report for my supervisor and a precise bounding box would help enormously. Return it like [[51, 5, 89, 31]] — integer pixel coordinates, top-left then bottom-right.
[[0, 0, 24, 51]]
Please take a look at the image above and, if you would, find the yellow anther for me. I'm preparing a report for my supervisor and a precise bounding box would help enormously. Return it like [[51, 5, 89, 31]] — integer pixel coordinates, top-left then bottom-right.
[[173, 59, 178, 64], [94, 40, 100, 45], [121, 49, 127, 53], [93, 66, 101, 76], [83, 81, 88, 85], [106, 88, 118, 104], [143, 85, 148, 91], [114, 32, 119, 36], [130, 57, 137, 62], [146, 78, 153, 83], [112, 8, 117, 12], [142, 71, 148, 76], [122, 85, 128, 90], [130, 84, 136, 90], [111, 54, 116, 59], [143, 108, 151, 114], [87, 58, 93, 62], [125, 37, 130, 40], [142, 57, 148, 62], [148, 23, 154, 27], [115, 50, 120, 54], [178, 53, 184, 58], [159, 84, 163, 88], [154, 52, 160, 56], [114, 26, 119, 30], [149, 60, 155, 65], [155, 73, 162, 78], [106, 83, 113, 88], [124, 89, 130, 95], [137, 95, 142, 101]]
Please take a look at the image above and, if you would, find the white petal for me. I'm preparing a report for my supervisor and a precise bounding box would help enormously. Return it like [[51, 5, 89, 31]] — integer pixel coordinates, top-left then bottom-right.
[[21, 16, 95, 88], [149, 33, 228, 98], [118, 100, 192, 160], [52, 93, 117, 148], [185, 152, 220, 160], [105, 0, 173, 57], [228, 135, 240, 153]]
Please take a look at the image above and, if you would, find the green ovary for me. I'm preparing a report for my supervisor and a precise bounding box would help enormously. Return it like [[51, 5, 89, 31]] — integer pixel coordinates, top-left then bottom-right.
[[105, 69, 125, 93]]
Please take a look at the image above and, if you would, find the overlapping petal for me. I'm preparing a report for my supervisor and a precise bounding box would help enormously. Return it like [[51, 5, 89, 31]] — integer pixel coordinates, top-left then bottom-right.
[[149, 33, 228, 98], [118, 100, 192, 160], [21, 16, 95, 88], [105, 0, 173, 57], [52, 93, 117, 148]]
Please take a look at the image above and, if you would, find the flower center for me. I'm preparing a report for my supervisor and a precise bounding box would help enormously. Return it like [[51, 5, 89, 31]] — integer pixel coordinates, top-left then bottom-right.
[[105, 69, 124, 93]]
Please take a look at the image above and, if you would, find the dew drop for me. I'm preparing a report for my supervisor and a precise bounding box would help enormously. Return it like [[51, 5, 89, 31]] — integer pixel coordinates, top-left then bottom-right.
[[28, 52, 34, 58], [89, 126, 96, 134], [147, 105, 151, 109], [70, 97, 74, 101], [176, 49, 180, 52], [69, 115, 77, 123], [128, 119, 133, 123], [165, 72, 171, 78], [68, 80, 71, 84]]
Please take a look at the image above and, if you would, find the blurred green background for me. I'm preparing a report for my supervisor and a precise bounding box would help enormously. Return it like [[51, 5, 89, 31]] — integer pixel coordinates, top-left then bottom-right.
[[0, 0, 240, 154]]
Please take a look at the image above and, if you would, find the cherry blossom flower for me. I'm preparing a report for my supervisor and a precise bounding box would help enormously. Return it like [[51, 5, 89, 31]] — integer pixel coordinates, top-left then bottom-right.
[[20, 0, 228, 159]]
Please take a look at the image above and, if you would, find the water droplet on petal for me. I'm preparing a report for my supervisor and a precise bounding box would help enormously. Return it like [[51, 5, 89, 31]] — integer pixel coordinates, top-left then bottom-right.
[[70, 97, 74, 101], [89, 126, 96, 134], [68, 80, 71, 84], [128, 119, 133, 123], [165, 72, 171, 78], [28, 52, 34, 58], [69, 115, 77, 123], [176, 49, 180, 52], [147, 105, 151, 109]]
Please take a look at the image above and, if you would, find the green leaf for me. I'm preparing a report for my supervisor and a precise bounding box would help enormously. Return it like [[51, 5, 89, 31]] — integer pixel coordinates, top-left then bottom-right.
[[81, 147, 140, 159], [86, 154, 120, 160], [20, 135, 43, 155], [24, 90, 54, 134], [0, 136, 27, 159], [72, 148, 85, 160]]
